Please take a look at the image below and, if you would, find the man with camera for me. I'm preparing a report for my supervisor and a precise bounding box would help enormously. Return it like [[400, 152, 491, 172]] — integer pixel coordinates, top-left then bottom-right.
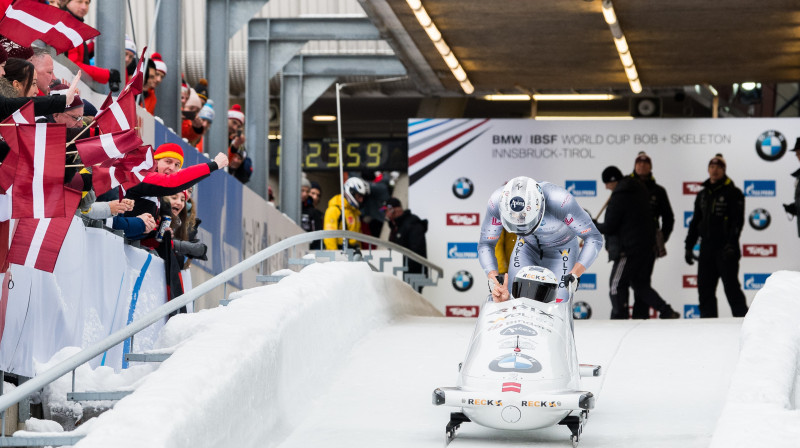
[[226, 104, 252, 184]]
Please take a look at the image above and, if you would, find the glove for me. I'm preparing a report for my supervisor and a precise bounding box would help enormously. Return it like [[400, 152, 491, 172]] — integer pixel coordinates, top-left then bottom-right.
[[172, 239, 208, 260], [684, 248, 695, 265], [563, 274, 579, 296], [108, 69, 121, 92], [784, 203, 796, 215]]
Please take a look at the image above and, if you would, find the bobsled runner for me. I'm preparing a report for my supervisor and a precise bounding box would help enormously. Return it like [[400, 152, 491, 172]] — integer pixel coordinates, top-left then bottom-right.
[[432, 266, 601, 447]]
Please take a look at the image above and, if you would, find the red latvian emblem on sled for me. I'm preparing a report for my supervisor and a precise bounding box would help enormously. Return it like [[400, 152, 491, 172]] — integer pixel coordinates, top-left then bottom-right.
[[502, 382, 521, 393]]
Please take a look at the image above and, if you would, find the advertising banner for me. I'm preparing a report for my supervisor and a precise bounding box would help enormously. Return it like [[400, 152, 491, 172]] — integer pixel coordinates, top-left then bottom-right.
[[408, 118, 800, 319]]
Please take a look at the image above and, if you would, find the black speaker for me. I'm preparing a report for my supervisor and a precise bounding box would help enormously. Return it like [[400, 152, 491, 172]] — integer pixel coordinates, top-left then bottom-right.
[[630, 97, 662, 117]]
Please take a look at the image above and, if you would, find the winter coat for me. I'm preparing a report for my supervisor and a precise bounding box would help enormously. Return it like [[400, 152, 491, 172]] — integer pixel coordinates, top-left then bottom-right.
[[594, 177, 656, 260], [388, 209, 428, 275], [323, 194, 362, 249], [301, 202, 324, 249], [685, 176, 744, 253], [61, 8, 111, 84], [630, 173, 675, 243]]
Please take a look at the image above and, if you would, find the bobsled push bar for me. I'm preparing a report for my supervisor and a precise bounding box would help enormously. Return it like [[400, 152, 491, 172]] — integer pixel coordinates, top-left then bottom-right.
[[433, 387, 595, 411]]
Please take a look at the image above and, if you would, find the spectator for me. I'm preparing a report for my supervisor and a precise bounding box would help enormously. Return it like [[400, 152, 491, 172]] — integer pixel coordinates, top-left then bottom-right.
[[59, 0, 121, 90], [192, 100, 214, 151], [300, 177, 324, 249], [30, 47, 55, 95], [629, 151, 676, 318], [226, 104, 252, 184], [594, 166, 680, 319], [323, 177, 369, 250], [359, 170, 391, 239], [384, 197, 428, 292], [782, 138, 800, 236], [124, 35, 137, 81], [181, 88, 206, 146], [0, 70, 80, 120], [309, 181, 322, 208], [45, 83, 84, 127], [165, 191, 207, 268], [4, 58, 38, 97], [684, 154, 748, 318], [194, 79, 208, 105], [141, 53, 166, 114]]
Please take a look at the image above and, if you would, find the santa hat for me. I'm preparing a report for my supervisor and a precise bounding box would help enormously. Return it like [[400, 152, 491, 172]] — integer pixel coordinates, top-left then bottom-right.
[[154, 143, 184, 168], [50, 83, 83, 111], [181, 80, 189, 95], [151, 52, 167, 74], [124, 35, 136, 54], [228, 104, 245, 124]]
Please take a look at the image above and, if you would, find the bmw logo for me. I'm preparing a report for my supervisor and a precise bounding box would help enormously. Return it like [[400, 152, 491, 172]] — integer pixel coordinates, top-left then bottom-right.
[[755, 130, 786, 161], [452, 177, 474, 199], [572, 301, 592, 320], [452, 270, 473, 292], [748, 208, 771, 230]]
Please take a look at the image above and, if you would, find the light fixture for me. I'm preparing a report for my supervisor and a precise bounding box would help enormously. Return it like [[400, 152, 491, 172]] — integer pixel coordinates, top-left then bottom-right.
[[601, 0, 641, 94], [533, 93, 619, 101], [312, 115, 336, 122], [406, 0, 474, 94], [534, 115, 634, 121], [483, 94, 531, 101]]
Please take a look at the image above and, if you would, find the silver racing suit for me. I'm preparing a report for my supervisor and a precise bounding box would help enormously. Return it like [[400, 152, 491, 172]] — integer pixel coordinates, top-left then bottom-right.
[[478, 182, 604, 302]]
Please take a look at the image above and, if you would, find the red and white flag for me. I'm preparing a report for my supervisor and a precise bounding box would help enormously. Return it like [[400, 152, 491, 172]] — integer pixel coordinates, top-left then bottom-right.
[[0, 101, 35, 193], [95, 88, 136, 134], [11, 123, 66, 219], [125, 46, 147, 96], [501, 382, 521, 393], [6, 187, 81, 273], [93, 145, 153, 195], [75, 128, 142, 167], [0, 0, 100, 54]]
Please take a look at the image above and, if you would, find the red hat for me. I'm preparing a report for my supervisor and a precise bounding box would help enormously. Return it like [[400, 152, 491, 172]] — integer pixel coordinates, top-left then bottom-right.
[[50, 83, 82, 110], [228, 104, 245, 124], [153, 143, 184, 168], [0, 36, 32, 60], [151, 52, 167, 74]]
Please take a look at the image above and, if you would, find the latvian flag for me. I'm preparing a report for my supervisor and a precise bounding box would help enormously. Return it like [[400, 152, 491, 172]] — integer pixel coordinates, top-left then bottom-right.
[[0, 0, 100, 54], [125, 47, 147, 96], [92, 145, 153, 196], [11, 123, 66, 219], [502, 382, 521, 393], [95, 88, 136, 134], [0, 101, 35, 193], [6, 187, 81, 273], [75, 128, 142, 167]]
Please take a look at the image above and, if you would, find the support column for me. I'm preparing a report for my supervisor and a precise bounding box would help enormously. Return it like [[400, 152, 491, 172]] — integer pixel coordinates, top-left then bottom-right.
[[154, 0, 182, 130], [206, 0, 230, 158], [94, 0, 125, 93], [279, 57, 304, 224], [246, 21, 270, 198]]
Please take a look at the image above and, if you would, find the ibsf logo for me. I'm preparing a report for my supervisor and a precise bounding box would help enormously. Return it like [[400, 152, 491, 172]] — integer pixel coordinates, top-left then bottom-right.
[[744, 180, 776, 197], [572, 301, 592, 320], [755, 130, 787, 161], [748, 208, 771, 230], [684, 305, 700, 319], [447, 242, 479, 259], [446, 305, 479, 318], [683, 275, 698, 288], [509, 196, 526, 212], [683, 182, 703, 195], [743, 244, 777, 257], [447, 213, 479, 226], [577, 273, 596, 290], [684, 211, 694, 228], [452, 177, 474, 199], [744, 273, 770, 290], [564, 181, 596, 197], [452, 270, 473, 292]]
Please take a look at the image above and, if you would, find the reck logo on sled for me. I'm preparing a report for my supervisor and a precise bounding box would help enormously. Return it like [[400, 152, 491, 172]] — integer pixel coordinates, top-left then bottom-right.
[[744, 180, 776, 197], [448, 243, 479, 259], [744, 274, 770, 290], [446, 213, 479, 226], [564, 181, 596, 197], [743, 244, 777, 257]]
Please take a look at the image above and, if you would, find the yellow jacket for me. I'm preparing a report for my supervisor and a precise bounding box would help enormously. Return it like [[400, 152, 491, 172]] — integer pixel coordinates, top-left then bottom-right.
[[323, 194, 362, 249], [494, 229, 518, 274]]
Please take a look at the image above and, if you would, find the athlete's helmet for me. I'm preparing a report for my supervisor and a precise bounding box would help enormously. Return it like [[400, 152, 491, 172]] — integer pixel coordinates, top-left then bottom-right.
[[512, 266, 558, 303], [343, 177, 370, 208], [499, 176, 545, 236]]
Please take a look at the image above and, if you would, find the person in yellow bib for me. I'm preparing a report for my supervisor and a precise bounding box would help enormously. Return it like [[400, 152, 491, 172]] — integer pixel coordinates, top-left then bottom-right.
[[323, 177, 370, 250]]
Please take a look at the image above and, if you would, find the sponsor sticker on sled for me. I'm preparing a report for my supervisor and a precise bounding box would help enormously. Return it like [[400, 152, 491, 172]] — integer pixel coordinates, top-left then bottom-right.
[[742, 244, 777, 257], [447, 213, 480, 226], [744, 273, 770, 290], [446, 305, 479, 318], [502, 382, 521, 393]]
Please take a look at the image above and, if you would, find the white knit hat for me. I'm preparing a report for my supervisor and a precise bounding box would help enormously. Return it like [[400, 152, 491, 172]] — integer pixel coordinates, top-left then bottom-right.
[[124, 35, 136, 54]]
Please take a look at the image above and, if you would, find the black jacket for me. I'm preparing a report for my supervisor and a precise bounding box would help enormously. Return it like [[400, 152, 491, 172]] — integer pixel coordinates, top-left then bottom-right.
[[685, 176, 744, 252], [631, 173, 674, 242], [790, 168, 800, 237], [388, 209, 428, 274], [301, 202, 324, 249], [595, 177, 656, 260]]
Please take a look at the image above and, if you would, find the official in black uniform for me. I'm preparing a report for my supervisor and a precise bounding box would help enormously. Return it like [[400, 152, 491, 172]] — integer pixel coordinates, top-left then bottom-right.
[[684, 154, 748, 318], [384, 197, 428, 292], [594, 166, 680, 319]]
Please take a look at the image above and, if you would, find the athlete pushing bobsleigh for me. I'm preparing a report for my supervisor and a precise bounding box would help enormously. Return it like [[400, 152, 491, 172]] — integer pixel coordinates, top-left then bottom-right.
[[433, 176, 604, 447]]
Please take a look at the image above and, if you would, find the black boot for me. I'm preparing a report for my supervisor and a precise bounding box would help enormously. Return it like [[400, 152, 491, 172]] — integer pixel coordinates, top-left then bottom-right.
[[659, 308, 680, 319]]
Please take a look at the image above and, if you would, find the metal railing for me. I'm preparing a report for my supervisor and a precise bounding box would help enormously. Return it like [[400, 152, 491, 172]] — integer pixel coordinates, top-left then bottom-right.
[[0, 230, 441, 426]]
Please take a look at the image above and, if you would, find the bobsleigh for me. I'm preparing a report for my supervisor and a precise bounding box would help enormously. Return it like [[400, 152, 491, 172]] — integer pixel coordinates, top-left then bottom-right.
[[432, 266, 601, 447]]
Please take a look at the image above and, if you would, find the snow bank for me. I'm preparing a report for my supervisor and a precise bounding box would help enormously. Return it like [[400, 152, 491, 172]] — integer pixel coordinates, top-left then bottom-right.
[[710, 270, 800, 448], [73, 262, 440, 448]]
